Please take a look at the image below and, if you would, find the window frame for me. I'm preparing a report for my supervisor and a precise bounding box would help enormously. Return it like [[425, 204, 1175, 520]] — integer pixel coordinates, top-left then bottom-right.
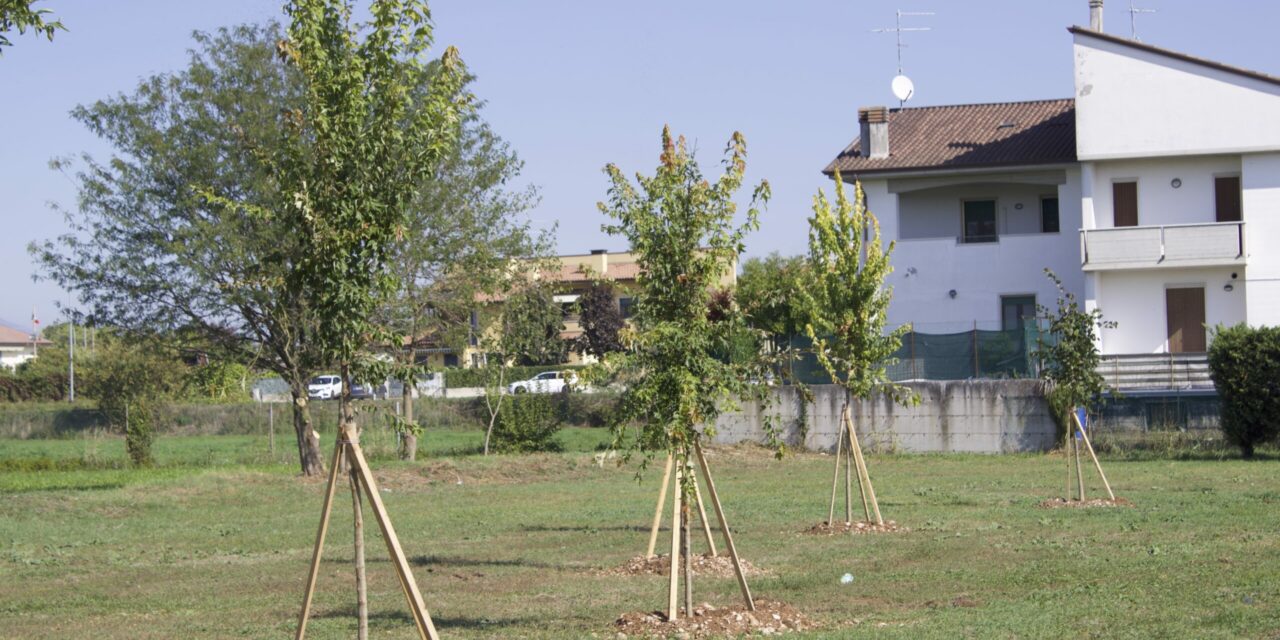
[[1039, 195, 1060, 234], [999, 294, 1037, 331], [960, 198, 999, 244]]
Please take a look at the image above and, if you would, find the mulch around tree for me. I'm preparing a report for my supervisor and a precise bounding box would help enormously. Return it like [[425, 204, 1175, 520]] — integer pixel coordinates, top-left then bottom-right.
[[599, 553, 768, 578], [1037, 497, 1134, 509], [614, 599, 814, 638], [802, 520, 908, 535]]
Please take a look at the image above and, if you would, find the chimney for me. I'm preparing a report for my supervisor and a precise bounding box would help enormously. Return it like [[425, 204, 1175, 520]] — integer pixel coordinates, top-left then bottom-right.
[[1089, 0, 1104, 31], [858, 106, 889, 160]]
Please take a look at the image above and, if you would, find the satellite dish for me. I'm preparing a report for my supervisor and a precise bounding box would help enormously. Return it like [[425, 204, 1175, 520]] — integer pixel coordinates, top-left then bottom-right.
[[891, 74, 915, 103]]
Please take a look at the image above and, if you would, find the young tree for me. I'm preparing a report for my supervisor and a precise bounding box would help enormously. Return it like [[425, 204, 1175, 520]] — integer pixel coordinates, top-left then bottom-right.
[[87, 340, 184, 467], [798, 175, 916, 526], [0, 0, 63, 54], [575, 281, 625, 359], [600, 126, 768, 619], [31, 23, 332, 475], [736, 252, 808, 345], [501, 283, 567, 366]]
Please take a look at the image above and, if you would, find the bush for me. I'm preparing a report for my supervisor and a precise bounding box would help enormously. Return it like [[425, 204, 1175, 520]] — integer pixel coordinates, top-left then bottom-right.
[[1208, 324, 1280, 458], [0, 373, 68, 402], [490, 393, 563, 453]]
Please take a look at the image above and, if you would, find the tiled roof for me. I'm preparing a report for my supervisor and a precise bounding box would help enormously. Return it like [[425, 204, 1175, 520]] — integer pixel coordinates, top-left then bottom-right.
[[557, 262, 641, 282], [0, 325, 50, 346], [823, 99, 1077, 176]]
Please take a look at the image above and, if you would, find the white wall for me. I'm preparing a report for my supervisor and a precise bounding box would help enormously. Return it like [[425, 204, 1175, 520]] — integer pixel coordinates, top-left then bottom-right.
[[1095, 266, 1245, 354], [0, 348, 35, 370], [897, 183, 1060, 240], [1073, 32, 1280, 160], [1242, 152, 1280, 327], [1086, 155, 1241, 228], [864, 169, 1084, 333]]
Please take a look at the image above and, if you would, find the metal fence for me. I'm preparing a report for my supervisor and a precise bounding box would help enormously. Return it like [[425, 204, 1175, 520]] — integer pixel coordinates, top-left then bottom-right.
[[779, 325, 1042, 385]]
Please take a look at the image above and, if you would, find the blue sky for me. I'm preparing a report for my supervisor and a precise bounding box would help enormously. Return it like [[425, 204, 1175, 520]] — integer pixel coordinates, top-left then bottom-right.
[[2, 0, 1277, 328]]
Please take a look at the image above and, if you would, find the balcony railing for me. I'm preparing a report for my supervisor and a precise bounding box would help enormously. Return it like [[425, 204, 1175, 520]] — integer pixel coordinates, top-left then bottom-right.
[[1080, 221, 1245, 271]]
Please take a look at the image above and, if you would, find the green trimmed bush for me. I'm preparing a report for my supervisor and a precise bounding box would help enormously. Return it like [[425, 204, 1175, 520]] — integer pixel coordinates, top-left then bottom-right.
[[1208, 324, 1280, 458], [490, 393, 563, 453]]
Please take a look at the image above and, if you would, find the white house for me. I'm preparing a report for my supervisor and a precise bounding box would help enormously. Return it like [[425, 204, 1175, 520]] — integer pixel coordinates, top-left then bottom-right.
[[824, 1, 1280, 364], [0, 326, 50, 370]]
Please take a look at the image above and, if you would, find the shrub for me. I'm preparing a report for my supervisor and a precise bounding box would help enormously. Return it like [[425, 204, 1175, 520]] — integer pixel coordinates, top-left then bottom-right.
[[0, 373, 68, 402], [490, 393, 563, 453], [444, 364, 584, 389], [1207, 324, 1280, 458]]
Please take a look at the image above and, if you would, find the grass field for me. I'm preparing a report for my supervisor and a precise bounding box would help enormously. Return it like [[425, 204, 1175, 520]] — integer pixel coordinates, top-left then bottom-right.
[[1, 429, 1278, 639]]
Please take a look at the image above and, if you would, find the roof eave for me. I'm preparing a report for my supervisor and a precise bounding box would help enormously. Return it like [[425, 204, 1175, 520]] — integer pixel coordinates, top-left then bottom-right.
[[822, 160, 1078, 182]]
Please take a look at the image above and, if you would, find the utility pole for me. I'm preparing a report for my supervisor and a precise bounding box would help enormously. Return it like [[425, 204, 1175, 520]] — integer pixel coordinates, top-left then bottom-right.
[[68, 316, 76, 403]]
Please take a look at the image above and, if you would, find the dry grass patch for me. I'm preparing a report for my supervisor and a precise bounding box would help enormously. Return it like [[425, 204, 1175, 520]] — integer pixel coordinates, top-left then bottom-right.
[[614, 599, 814, 638], [599, 553, 768, 578]]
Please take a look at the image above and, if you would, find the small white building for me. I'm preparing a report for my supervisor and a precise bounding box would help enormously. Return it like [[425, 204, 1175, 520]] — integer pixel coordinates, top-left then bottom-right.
[[824, 4, 1280, 362], [0, 326, 51, 370]]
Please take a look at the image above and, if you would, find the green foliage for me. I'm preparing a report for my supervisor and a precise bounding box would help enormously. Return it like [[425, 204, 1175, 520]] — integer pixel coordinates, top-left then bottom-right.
[[1036, 269, 1115, 413], [0, 372, 66, 403], [86, 344, 183, 467], [575, 281, 625, 358], [798, 175, 914, 406], [598, 126, 768, 459], [500, 284, 568, 366], [183, 360, 250, 401], [489, 393, 563, 453], [0, 0, 64, 53], [1207, 323, 1280, 458], [737, 252, 809, 341]]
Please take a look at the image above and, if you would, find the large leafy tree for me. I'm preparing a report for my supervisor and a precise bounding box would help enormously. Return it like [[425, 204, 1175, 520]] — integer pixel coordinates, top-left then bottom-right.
[[736, 252, 808, 348], [500, 282, 567, 366], [31, 23, 336, 475], [600, 126, 768, 617], [575, 281, 625, 359], [0, 0, 63, 54]]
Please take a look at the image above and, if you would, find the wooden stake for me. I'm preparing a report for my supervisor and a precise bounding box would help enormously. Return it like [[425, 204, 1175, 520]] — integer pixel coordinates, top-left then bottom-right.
[[692, 474, 717, 556], [682, 492, 693, 617], [1065, 428, 1073, 501], [1073, 431, 1086, 501], [647, 453, 674, 559], [693, 441, 754, 611], [844, 425, 853, 524], [347, 440, 439, 640], [844, 407, 883, 525], [668, 461, 683, 621], [1074, 412, 1115, 501], [350, 467, 368, 640], [295, 442, 345, 640], [827, 408, 844, 524]]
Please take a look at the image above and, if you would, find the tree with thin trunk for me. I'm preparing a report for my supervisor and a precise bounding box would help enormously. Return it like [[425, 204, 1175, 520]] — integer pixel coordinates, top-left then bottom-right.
[[576, 281, 626, 359], [31, 23, 333, 475], [600, 126, 768, 620], [798, 173, 916, 526]]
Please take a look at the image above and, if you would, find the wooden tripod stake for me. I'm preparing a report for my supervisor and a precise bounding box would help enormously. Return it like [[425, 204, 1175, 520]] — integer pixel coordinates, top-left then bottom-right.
[[295, 427, 440, 640], [1072, 411, 1115, 501], [647, 453, 717, 559], [827, 404, 882, 526], [652, 443, 755, 621]]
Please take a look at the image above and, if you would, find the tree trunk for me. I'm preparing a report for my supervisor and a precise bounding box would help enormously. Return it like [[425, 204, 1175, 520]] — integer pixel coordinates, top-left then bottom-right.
[[400, 376, 417, 461], [338, 365, 368, 638], [289, 381, 325, 477]]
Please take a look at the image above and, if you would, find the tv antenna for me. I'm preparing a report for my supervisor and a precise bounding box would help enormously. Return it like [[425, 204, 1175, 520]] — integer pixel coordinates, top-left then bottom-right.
[[1128, 0, 1156, 40], [873, 9, 933, 106]]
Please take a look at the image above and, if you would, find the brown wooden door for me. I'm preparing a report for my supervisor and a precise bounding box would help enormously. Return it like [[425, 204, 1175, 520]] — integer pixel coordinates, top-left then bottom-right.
[[1215, 176, 1242, 222], [1165, 287, 1207, 353], [1113, 181, 1138, 227]]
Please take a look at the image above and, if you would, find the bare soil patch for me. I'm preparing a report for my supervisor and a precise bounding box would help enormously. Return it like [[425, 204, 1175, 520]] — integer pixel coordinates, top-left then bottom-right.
[[614, 599, 814, 638], [802, 520, 908, 535], [599, 553, 768, 578], [1037, 497, 1134, 509]]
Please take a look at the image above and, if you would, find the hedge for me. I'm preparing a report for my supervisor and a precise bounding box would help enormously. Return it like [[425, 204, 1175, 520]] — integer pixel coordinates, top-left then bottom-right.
[[1207, 323, 1280, 458], [0, 373, 68, 403], [442, 364, 585, 389]]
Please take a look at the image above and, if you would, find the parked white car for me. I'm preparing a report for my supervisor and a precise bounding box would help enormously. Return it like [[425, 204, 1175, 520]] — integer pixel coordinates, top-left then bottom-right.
[[307, 375, 342, 400], [507, 371, 577, 394]]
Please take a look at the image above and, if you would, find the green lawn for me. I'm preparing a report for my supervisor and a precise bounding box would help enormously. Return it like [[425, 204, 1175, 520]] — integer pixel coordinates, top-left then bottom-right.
[[1, 432, 1277, 639]]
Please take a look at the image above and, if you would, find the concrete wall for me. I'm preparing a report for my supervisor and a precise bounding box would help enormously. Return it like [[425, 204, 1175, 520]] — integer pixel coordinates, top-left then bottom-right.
[[712, 381, 1056, 454], [1073, 31, 1280, 160]]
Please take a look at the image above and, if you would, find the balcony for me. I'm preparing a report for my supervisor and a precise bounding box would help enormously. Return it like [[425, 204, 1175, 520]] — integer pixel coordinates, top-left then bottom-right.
[[1080, 221, 1245, 271]]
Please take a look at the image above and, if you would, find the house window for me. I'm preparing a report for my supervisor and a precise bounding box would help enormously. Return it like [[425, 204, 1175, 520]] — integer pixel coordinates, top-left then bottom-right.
[[619, 297, 635, 318], [443, 353, 459, 368], [962, 200, 997, 243], [1040, 197, 1060, 233], [1113, 181, 1138, 227], [470, 353, 486, 368], [1215, 176, 1241, 222], [1001, 295, 1036, 331], [468, 311, 479, 347]]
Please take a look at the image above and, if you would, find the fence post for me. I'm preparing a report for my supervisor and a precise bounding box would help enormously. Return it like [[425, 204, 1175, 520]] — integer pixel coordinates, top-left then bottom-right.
[[909, 325, 917, 380], [269, 403, 275, 458], [972, 321, 980, 378]]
